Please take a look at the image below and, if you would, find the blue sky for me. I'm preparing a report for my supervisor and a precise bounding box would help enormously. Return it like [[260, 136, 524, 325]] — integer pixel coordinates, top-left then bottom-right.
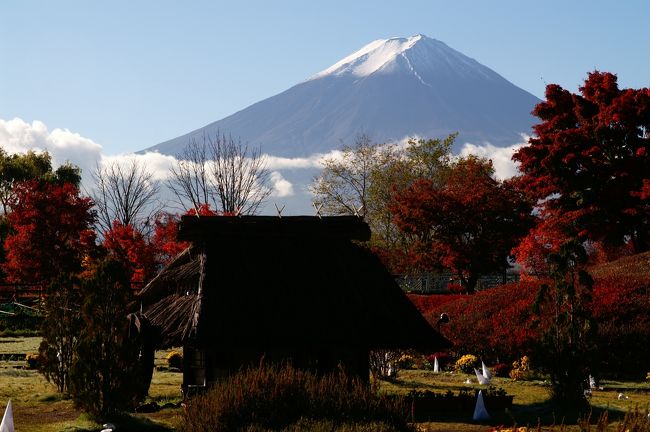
[[1, 0, 649, 155]]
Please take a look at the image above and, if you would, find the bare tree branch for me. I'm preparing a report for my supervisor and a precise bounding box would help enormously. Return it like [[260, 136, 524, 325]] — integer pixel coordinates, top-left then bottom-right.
[[91, 158, 162, 235], [166, 138, 211, 215], [167, 133, 272, 215]]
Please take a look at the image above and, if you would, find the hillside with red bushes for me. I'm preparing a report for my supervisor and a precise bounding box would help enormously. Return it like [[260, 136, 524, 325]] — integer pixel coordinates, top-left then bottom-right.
[[407, 252, 650, 378]]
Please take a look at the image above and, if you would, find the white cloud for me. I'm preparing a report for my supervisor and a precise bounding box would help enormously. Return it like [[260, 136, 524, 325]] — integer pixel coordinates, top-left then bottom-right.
[[0, 118, 103, 180], [270, 171, 294, 197], [459, 135, 530, 180], [264, 150, 344, 170], [100, 152, 177, 182], [0, 118, 181, 188]]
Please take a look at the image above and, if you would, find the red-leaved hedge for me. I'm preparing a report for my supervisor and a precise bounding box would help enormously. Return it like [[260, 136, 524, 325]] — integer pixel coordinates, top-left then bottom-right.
[[407, 252, 650, 379]]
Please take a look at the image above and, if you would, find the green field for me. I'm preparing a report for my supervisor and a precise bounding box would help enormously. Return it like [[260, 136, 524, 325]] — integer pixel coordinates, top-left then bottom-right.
[[0, 337, 647, 431]]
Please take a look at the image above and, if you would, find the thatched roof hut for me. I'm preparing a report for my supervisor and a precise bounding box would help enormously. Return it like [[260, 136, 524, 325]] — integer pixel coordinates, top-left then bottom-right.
[[137, 215, 449, 388]]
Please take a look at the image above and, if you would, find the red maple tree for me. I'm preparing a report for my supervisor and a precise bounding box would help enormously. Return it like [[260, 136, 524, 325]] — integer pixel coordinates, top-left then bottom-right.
[[391, 157, 532, 293], [513, 71, 650, 253], [2, 180, 96, 284], [102, 221, 158, 286], [151, 212, 190, 266]]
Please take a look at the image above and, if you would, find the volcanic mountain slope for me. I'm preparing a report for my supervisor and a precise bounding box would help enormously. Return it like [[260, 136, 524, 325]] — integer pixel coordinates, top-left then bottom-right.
[[144, 35, 540, 157]]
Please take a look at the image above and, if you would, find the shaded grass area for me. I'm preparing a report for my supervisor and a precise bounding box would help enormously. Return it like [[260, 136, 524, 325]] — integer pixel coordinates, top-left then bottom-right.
[[382, 370, 650, 431], [0, 340, 183, 432]]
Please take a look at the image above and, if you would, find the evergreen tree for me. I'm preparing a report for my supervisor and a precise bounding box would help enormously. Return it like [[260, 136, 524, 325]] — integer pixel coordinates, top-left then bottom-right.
[[532, 240, 597, 413], [38, 274, 83, 393], [69, 258, 144, 418]]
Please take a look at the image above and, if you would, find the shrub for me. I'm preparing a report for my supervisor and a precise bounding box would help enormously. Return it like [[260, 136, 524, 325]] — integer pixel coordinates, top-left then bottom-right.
[[396, 353, 415, 369], [454, 354, 479, 374], [492, 363, 511, 378], [425, 352, 450, 370], [166, 351, 183, 370], [409, 252, 650, 382], [69, 258, 145, 419], [406, 294, 461, 315], [421, 281, 543, 362], [447, 283, 465, 294], [370, 350, 401, 380], [25, 353, 40, 369], [509, 356, 530, 381], [39, 274, 83, 393], [178, 363, 412, 432]]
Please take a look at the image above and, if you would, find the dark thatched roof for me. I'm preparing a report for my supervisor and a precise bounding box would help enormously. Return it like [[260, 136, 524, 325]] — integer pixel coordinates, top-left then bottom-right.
[[138, 216, 450, 352]]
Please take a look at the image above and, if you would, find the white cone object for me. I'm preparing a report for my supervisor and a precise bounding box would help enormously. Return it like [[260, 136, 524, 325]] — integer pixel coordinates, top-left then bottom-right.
[[473, 390, 490, 421], [482, 361, 492, 379], [433, 356, 439, 373], [0, 400, 14, 432], [474, 368, 491, 385]]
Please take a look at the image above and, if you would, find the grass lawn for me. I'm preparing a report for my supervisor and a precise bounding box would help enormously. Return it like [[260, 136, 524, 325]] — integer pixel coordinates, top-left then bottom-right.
[[0, 337, 647, 431], [0, 336, 42, 355], [381, 369, 650, 431], [0, 337, 183, 431]]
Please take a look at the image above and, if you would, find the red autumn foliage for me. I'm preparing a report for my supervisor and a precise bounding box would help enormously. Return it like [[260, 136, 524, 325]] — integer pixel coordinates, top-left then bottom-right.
[[409, 252, 650, 378], [152, 212, 190, 266], [102, 221, 158, 285], [513, 71, 650, 253], [406, 293, 461, 315], [392, 157, 532, 292], [492, 363, 511, 377], [511, 207, 566, 279], [186, 203, 219, 217], [425, 352, 451, 368], [2, 180, 96, 284], [587, 252, 650, 377], [427, 281, 543, 362]]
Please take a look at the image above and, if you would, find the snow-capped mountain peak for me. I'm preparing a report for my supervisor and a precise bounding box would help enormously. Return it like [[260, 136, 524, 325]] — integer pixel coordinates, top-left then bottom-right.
[[145, 35, 539, 160], [311, 35, 426, 80]]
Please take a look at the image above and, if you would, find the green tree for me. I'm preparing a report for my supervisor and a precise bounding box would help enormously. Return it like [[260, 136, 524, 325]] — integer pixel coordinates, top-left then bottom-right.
[[309, 134, 393, 216], [532, 240, 596, 413], [0, 149, 82, 213], [310, 134, 455, 272], [38, 274, 83, 393], [70, 258, 144, 418], [367, 135, 454, 270]]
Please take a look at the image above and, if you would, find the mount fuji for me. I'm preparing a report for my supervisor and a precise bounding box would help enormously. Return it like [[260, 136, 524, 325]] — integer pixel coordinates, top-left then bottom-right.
[[144, 35, 540, 158]]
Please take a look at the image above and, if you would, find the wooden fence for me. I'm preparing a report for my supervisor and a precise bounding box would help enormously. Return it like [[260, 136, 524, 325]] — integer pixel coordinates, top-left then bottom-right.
[[395, 271, 519, 293]]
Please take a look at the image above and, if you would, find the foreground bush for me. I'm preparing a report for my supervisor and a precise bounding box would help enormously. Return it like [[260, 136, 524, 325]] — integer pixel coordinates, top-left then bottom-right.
[[179, 363, 412, 432]]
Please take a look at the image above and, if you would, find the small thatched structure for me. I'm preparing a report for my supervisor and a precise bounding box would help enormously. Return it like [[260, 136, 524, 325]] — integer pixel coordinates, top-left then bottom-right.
[[137, 215, 449, 392]]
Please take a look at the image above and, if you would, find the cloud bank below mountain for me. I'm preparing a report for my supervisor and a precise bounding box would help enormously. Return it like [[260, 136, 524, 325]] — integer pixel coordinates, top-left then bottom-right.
[[1, 118, 527, 214]]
